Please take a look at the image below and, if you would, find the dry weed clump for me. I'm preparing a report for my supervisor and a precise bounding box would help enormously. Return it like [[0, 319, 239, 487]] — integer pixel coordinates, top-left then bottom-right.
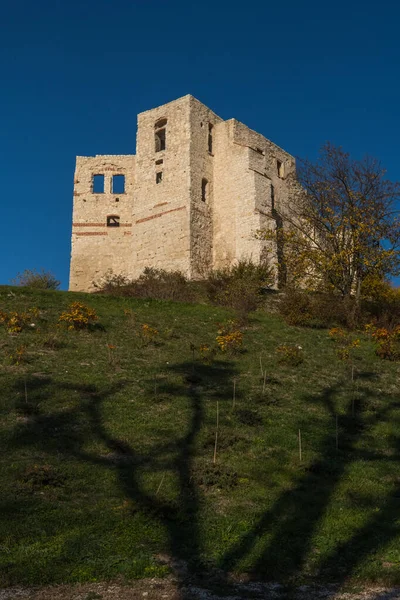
[[365, 323, 400, 361], [276, 343, 304, 366], [329, 327, 360, 361]]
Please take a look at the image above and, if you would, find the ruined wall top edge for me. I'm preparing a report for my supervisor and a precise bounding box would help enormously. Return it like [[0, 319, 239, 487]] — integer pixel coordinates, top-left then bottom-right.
[[224, 119, 294, 161], [138, 94, 193, 117], [76, 154, 136, 159]]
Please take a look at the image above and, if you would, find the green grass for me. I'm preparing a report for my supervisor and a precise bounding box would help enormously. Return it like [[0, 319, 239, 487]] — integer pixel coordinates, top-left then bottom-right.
[[1, 285, 400, 588]]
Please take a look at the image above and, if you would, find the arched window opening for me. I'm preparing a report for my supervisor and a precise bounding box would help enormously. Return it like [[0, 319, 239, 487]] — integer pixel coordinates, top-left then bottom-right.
[[155, 118, 167, 152], [208, 123, 213, 154]]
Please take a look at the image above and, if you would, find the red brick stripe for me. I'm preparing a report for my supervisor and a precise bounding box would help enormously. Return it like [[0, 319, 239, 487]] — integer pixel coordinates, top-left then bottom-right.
[[75, 232, 108, 236], [135, 206, 186, 225], [73, 223, 106, 227], [73, 223, 132, 227]]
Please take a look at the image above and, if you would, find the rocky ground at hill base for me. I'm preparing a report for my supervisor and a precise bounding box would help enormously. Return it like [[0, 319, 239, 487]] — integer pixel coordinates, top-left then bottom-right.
[[1, 578, 400, 600]]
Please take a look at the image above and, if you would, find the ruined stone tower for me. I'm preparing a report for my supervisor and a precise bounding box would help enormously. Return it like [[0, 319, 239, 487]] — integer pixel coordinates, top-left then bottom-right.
[[69, 95, 295, 292]]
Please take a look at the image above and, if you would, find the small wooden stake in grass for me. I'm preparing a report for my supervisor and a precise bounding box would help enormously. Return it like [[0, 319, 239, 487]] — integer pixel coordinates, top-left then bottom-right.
[[213, 401, 219, 464], [232, 378, 236, 410], [156, 472, 165, 496], [336, 415, 339, 451], [298, 429, 302, 463]]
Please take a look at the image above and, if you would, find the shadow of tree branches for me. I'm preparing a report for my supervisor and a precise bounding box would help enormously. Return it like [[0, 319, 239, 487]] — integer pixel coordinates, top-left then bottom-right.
[[5, 359, 400, 599]]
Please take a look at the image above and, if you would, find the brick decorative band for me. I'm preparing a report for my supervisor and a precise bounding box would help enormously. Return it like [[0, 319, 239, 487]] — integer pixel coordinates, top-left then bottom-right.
[[73, 223, 132, 227], [75, 232, 108, 236], [73, 223, 106, 227], [135, 205, 186, 225]]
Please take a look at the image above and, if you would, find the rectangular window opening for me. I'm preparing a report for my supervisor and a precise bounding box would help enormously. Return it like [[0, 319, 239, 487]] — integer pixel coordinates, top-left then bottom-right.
[[92, 174, 104, 193], [155, 129, 166, 152], [277, 160, 284, 178], [271, 184, 275, 211], [156, 171, 163, 184], [112, 174, 125, 194], [155, 159, 163, 165], [107, 215, 120, 227], [208, 124, 213, 154], [201, 178, 208, 202]]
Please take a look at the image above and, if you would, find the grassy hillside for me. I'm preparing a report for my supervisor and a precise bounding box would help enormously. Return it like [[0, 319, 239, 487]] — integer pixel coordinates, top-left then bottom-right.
[[1, 286, 400, 589]]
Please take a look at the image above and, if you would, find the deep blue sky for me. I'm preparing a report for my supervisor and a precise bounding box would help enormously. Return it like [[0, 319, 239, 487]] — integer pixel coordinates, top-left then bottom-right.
[[1, 0, 399, 289]]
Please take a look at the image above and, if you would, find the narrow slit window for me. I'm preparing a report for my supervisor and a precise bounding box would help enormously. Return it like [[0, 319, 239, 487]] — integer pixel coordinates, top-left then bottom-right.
[[156, 171, 163, 184], [201, 178, 208, 202], [92, 174, 104, 193], [277, 160, 284, 178], [208, 124, 213, 154], [271, 184, 275, 211], [112, 174, 125, 194], [155, 118, 167, 152], [107, 215, 120, 227]]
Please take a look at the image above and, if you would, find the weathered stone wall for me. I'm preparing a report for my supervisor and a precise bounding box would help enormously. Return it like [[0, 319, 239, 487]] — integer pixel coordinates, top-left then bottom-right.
[[132, 96, 192, 278], [69, 95, 296, 291], [69, 155, 135, 291]]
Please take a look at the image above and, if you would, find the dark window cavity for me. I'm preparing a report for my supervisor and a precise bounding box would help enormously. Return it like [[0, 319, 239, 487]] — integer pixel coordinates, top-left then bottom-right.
[[155, 118, 167, 152], [107, 215, 120, 227], [155, 159, 163, 165], [271, 184, 275, 211], [112, 174, 125, 194], [92, 174, 104, 193], [156, 171, 163, 184], [201, 178, 208, 202], [208, 124, 213, 154]]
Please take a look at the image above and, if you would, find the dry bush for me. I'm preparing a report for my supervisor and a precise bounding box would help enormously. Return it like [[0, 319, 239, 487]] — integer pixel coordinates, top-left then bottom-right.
[[206, 259, 274, 319], [95, 268, 198, 303], [11, 269, 60, 290], [278, 289, 358, 329]]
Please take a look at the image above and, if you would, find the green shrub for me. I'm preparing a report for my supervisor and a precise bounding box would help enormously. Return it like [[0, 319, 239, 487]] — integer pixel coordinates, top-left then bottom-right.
[[11, 269, 60, 290]]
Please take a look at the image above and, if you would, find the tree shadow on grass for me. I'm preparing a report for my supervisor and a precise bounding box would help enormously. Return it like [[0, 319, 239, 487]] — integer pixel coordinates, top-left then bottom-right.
[[5, 364, 400, 597], [218, 372, 400, 592], [5, 359, 238, 594]]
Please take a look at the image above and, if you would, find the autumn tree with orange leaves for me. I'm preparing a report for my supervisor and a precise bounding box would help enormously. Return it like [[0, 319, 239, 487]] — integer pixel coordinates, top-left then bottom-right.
[[260, 143, 400, 303]]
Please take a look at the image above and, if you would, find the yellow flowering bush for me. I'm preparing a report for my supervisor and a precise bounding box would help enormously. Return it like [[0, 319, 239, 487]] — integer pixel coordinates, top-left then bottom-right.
[[58, 302, 98, 330], [0, 307, 39, 334], [216, 321, 243, 353]]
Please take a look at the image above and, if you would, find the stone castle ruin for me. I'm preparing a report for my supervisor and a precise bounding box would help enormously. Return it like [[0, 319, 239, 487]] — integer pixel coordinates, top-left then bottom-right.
[[69, 95, 295, 292]]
